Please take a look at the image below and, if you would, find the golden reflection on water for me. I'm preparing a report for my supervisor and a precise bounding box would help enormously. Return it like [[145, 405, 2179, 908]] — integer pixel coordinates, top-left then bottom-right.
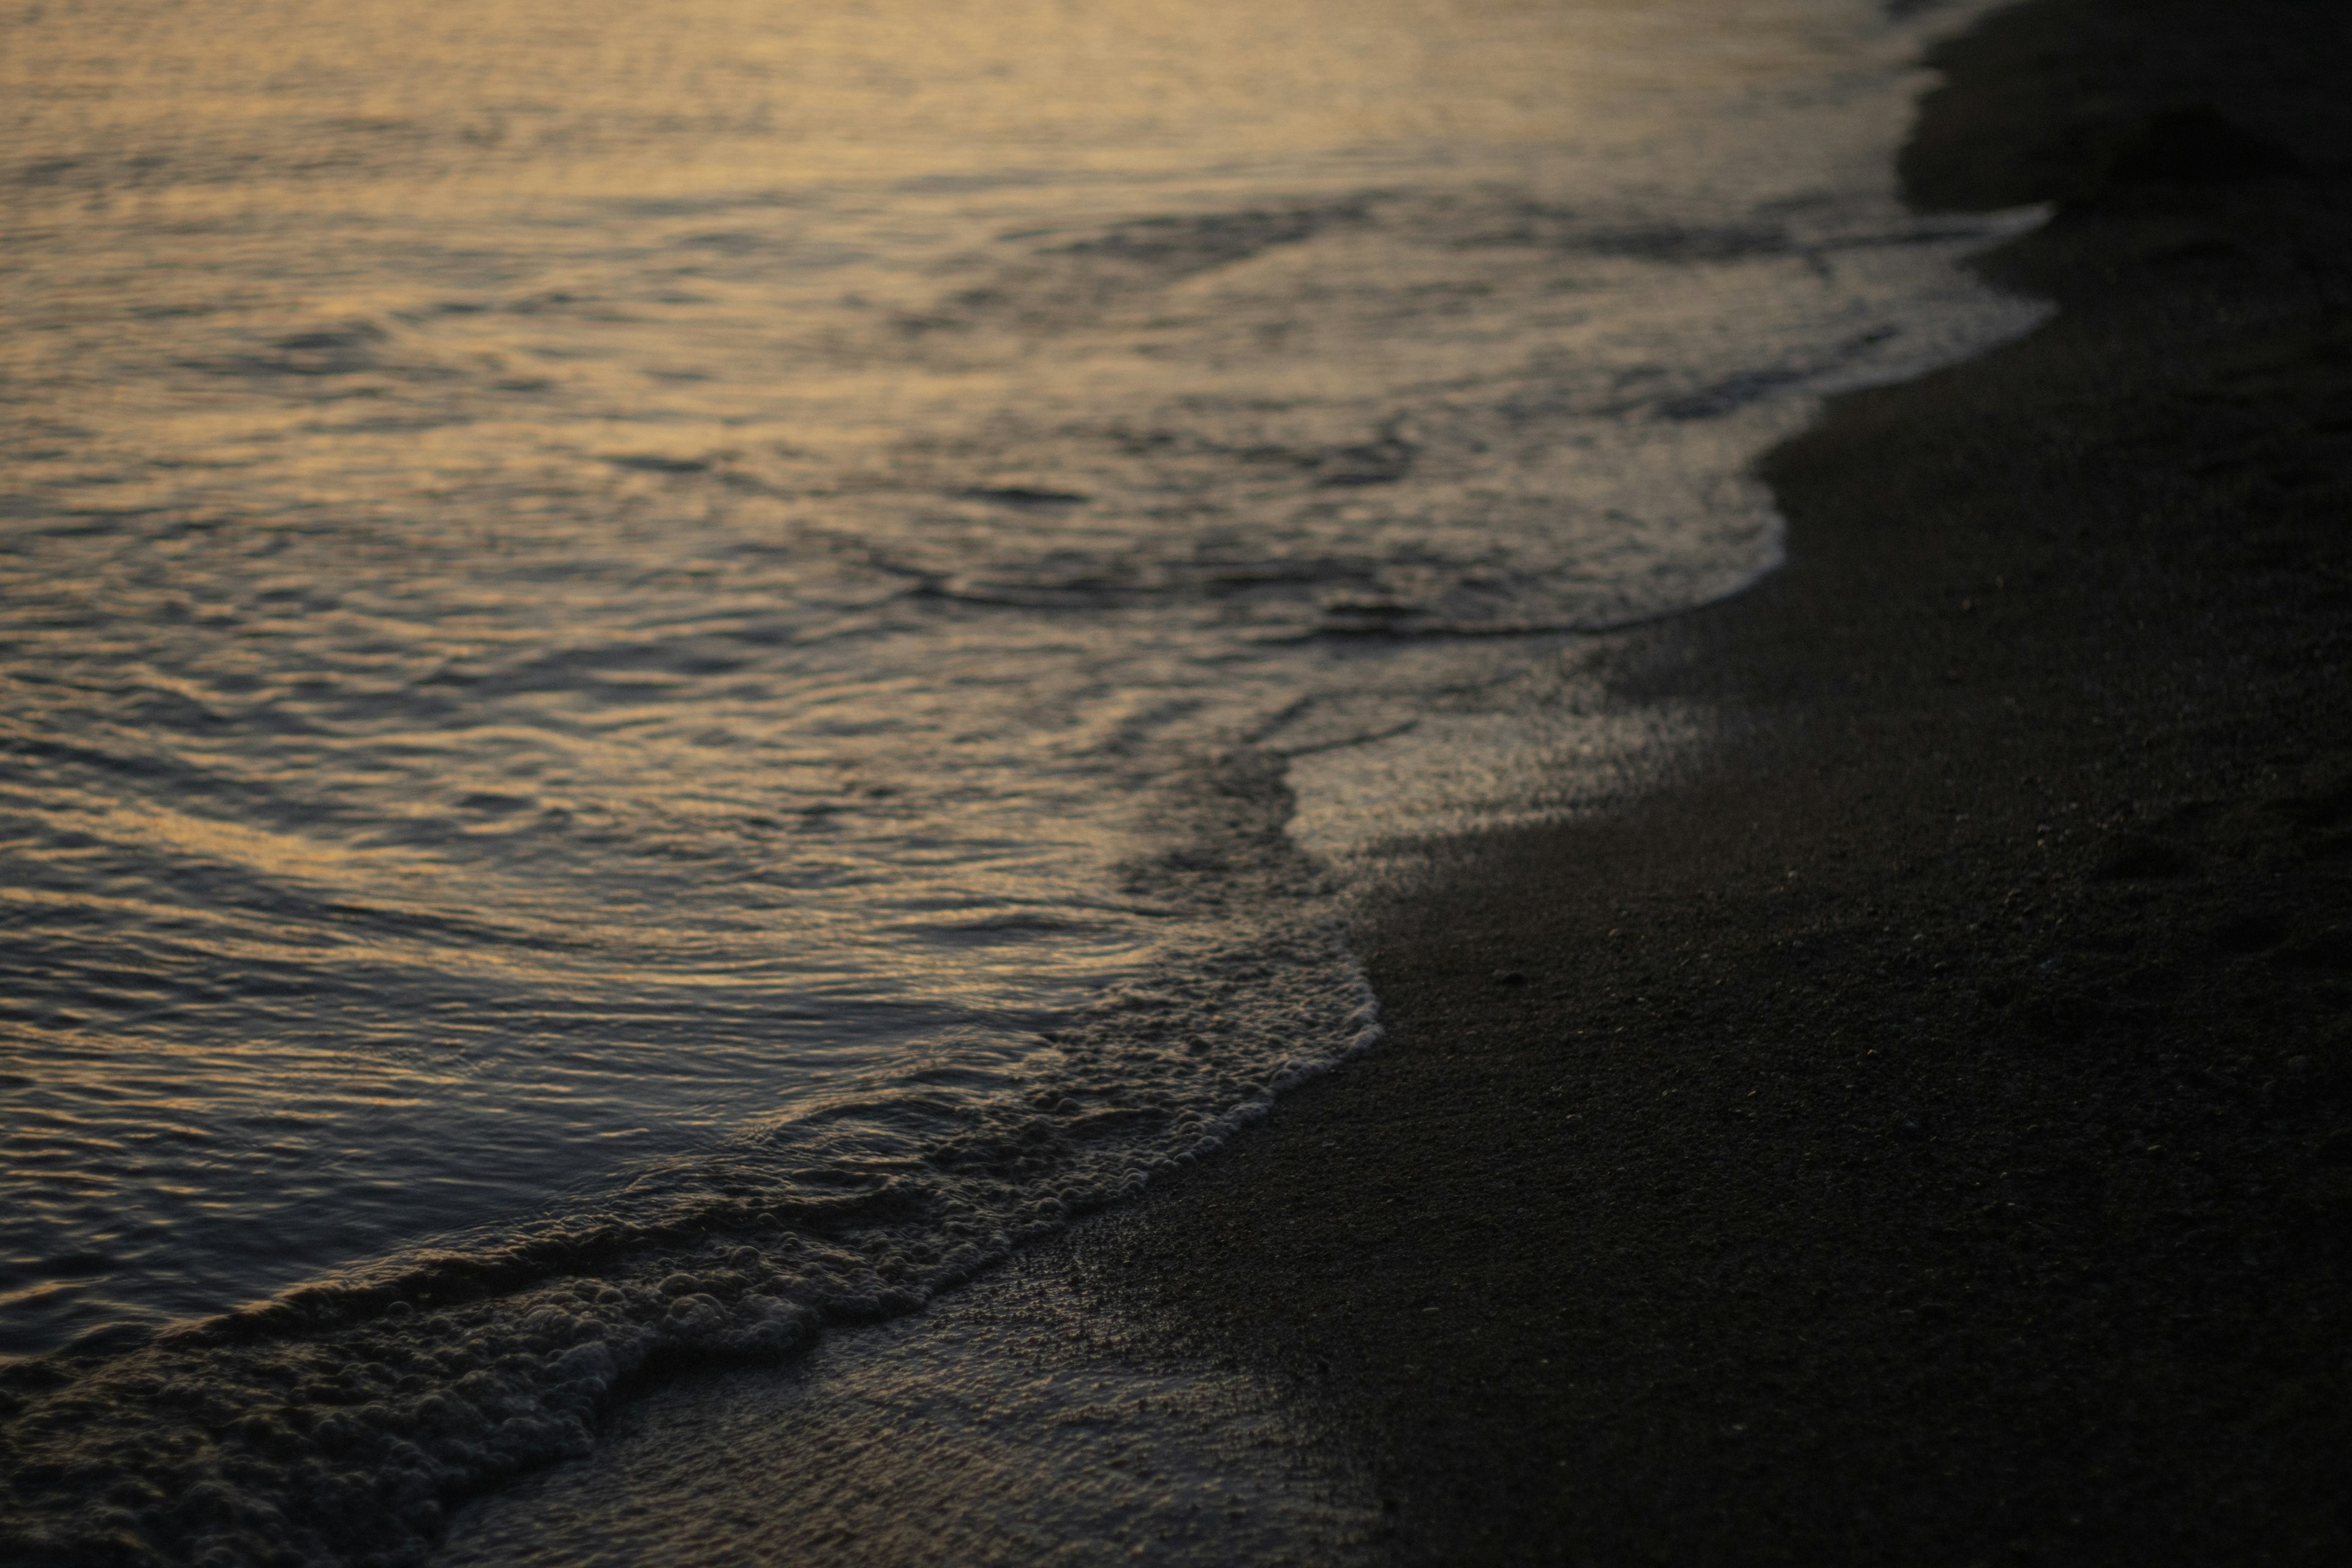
[[6, 0, 1843, 219], [0, 0, 2048, 1376]]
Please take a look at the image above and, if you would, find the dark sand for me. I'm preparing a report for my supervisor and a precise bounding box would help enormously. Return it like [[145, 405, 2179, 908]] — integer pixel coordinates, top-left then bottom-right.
[[1055, 0, 2352, 1560]]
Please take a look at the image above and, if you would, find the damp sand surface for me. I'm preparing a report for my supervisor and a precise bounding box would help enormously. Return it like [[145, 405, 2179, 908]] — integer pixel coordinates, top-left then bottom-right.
[[439, 1245, 1379, 1568]]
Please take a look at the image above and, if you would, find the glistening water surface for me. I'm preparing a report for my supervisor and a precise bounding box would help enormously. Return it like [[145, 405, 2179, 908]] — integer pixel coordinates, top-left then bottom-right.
[[0, 1, 2045, 1561]]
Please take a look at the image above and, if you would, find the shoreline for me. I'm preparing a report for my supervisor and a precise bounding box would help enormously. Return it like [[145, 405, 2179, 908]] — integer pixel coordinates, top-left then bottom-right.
[[422, 1, 2352, 1560], [1058, 0, 2352, 1559]]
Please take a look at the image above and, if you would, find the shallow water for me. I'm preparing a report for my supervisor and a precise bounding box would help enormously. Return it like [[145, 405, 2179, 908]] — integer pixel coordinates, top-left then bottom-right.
[[1, 1, 2043, 1561], [438, 1245, 1381, 1567]]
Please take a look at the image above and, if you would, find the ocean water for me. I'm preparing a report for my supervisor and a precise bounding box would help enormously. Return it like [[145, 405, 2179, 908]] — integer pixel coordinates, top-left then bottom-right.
[[0, 1, 2045, 1561]]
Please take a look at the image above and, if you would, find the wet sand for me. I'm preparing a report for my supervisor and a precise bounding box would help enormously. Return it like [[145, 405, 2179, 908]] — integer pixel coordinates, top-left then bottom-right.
[[1055, 0, 2352, 1559]]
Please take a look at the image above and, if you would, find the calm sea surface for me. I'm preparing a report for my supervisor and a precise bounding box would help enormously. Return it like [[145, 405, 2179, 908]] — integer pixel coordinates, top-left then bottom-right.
[[0, 1, 2043, 1560]]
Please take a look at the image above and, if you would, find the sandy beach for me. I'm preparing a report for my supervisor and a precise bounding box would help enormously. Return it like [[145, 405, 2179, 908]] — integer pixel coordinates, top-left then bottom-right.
[[1052, 0, 2352, 1559], [9, 0, 2348, 1562]]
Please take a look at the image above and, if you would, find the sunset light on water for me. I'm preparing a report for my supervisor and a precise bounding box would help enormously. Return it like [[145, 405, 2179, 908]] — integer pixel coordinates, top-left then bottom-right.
[[1, 3, 2057, 1561]]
